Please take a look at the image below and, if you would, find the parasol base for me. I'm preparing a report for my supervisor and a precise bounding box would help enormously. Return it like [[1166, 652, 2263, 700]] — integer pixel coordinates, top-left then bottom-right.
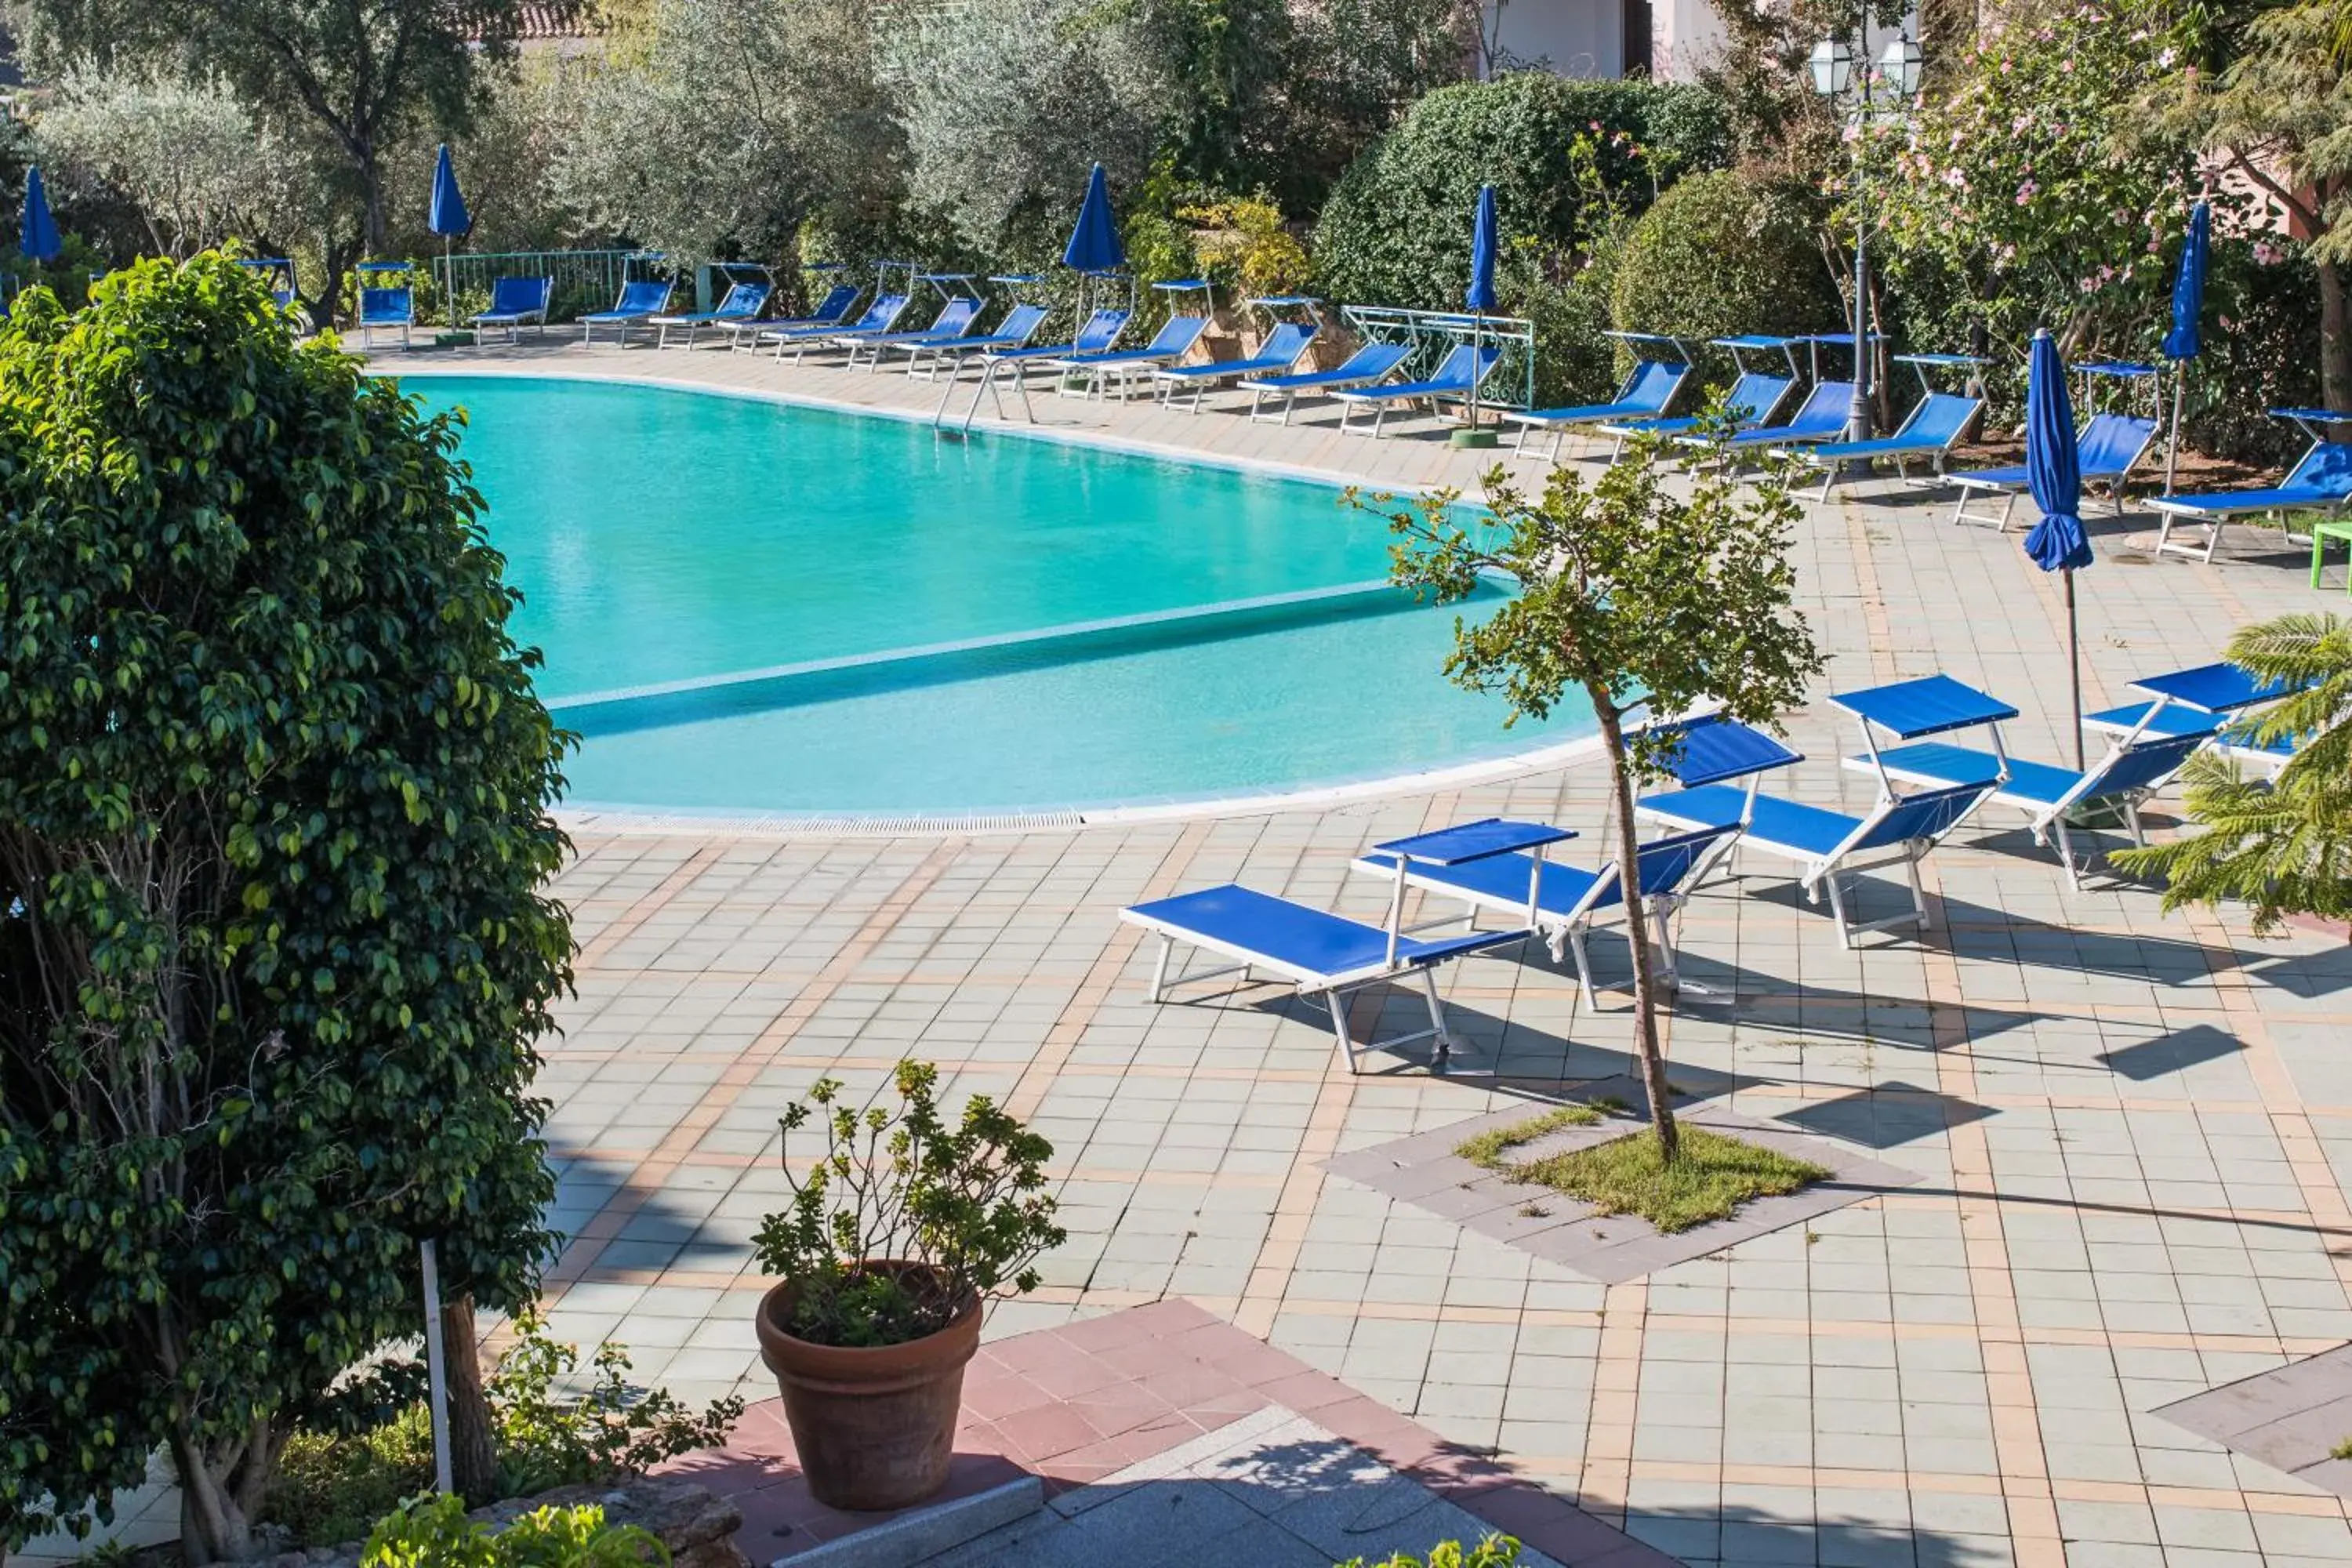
[[1450, 428, 1500, 449]]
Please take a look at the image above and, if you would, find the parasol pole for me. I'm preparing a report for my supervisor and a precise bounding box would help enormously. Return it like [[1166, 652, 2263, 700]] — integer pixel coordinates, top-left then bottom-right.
[[2065, 568, 2084, 771]]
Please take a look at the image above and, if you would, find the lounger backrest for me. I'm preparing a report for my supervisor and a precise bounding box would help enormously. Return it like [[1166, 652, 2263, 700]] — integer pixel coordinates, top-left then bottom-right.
[[850, 292, 909, 330], [925, 296, 982, 336], [993, 303, 1050, 344], [1259, 323, 1316, 365], [488, 276, 551, 315], [1893, 392, 1981, 448], [1719, 372, 1794, 426], [1843, 782, 1989, 854], [715, 282, 769, 318], [1073, 308, 1131, 353], [1781, 380, 1857, 436], [2284, 439, 2352, 495], [1338, 341, 1412, 379], [1425, 343, 1502, 388], [1628, 824, 1741, 898], [2076, 731, 2211, 804], [808, 282, 860, 322], [1617, 358, 1685, 416], [612, 279, 673, 314], [2077, 412, 2158, 477], [1144, 314, 1209, 356], [360, 287, 412, 323]]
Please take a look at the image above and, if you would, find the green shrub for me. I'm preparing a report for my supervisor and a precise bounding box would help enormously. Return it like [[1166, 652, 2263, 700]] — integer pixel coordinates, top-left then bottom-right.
[[1609, 169, 1842, 346], [362, 1496, 666, 1568], [1311, 73, 1732, 309], [1339, 1534, 1521, 1568], [264, 1314, 741, 1550]]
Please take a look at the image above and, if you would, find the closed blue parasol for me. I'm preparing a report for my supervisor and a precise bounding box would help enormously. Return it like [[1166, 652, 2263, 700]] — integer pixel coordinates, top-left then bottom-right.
[[2022, 328, 2092, 767], [1465, 183, 1497, 314], [20, 165, 60, 264], [1063, 163, 1123, 274], [2161, 200, 2209, 492], [1462, 183, 1498, 441], [429, 144, 471, 328]]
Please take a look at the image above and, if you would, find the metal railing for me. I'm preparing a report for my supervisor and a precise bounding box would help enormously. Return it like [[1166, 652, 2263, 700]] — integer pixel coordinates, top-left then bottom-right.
[[1340, 304, 1537, 410], [434, 249, 652, 321]]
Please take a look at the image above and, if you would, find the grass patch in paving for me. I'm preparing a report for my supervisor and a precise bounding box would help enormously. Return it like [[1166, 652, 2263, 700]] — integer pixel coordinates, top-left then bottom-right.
[[2335, 1436, 2352, 1461], [1454, 1103, 1602, 1167], [1461, 1110, 1830, 1234]]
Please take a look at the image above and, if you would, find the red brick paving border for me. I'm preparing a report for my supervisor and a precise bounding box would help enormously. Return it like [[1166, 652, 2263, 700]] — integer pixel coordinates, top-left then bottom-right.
[[657, 1298, 1673, 1566]]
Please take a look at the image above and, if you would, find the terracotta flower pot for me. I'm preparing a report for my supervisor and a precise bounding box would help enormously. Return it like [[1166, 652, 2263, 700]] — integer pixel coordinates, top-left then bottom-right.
[[755, 1266, 981, 1512]]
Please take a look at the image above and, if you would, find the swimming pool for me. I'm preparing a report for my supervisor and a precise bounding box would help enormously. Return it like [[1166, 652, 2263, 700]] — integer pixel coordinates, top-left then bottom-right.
[[405, 375, 1592, 816]]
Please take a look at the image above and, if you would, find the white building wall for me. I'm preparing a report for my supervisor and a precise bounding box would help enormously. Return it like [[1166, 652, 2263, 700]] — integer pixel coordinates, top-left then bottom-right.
[[1486, 0, 1623, 78]]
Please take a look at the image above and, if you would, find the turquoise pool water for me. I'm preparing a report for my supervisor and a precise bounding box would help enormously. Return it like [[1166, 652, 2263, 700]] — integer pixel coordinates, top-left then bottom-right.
[[405, 375, 1588, 814]]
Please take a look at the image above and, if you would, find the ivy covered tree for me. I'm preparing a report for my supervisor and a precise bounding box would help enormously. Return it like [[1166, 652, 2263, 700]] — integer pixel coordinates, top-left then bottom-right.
[[1364, 431, 1823, 1157], [0, 256, 573, 1562], [2114, 615, 2352, 932]]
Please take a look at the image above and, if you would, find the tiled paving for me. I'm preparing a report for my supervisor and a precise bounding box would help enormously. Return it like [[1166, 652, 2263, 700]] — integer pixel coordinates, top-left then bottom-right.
[[485, 344, 2352, 1568], [664, 1298, 1668, 1565], [2154, 1345, 2352, 1501], [25, 340, 2352, 1568]]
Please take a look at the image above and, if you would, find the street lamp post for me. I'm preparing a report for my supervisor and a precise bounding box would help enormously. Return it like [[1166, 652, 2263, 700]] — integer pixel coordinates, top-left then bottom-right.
[[1810, 31, 1924, 445]]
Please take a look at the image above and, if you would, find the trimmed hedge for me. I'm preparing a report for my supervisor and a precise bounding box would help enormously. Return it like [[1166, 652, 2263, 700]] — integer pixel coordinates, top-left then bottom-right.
[[1310, 72, 1733, 310], [1609, 169, 1842, 347]]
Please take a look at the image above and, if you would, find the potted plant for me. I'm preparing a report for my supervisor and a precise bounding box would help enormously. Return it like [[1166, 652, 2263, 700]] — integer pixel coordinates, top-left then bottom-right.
[[753, 1060, 1063, 1512]]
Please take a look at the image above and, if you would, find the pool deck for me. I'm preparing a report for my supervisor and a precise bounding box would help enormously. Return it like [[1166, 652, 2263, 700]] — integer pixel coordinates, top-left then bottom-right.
[[39, 339, 2352, 1567]]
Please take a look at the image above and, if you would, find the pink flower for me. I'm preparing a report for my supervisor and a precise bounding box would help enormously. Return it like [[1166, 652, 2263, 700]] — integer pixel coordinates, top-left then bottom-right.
[[2061, 57, 2074, 71], [2080, 276, 2098, 292], [2016, 180, 2040, 205], [1944, 167, 1967, 189], [2253, 240, 2283, 266]]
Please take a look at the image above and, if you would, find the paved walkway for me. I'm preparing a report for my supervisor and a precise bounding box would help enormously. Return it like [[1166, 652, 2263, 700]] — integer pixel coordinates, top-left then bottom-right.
[[34, 337, 2352, 1567], [502, 343, 2352, 1567]]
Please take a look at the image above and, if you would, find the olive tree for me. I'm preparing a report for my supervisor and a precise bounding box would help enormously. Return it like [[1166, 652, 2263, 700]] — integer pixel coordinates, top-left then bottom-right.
[[33, 63, 318, 259], [1367, 434, 1822, 1156], [0, 256, 572, 1563]]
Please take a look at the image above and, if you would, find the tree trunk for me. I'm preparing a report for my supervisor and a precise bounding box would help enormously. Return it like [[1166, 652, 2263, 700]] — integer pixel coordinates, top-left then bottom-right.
[[1591, 701, 1679, 1163], [2319, 256, 2352, 414], [443, 1294, 500, 1504], [359, 140, 387, 256], [169, 1433, 256, 1566]]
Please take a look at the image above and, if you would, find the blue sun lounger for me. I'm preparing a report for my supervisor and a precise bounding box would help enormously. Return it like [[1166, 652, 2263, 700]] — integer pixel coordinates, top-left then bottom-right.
[[651, 281, 771, 349], [1778, 388, 1984, 503], [1243, 341, 1410, 424], [727, 281, 858, 351], [762, 292, 908, 360], [1332, 343, 1504, 437], [1504, 333, 1694, 460], [468, 275, 552, 345], [2086, 661, 2307, 773], [1050, 312, 1211, 399], [1351, 821, 1740, 1002], [1942, 411, 2159, 531], [580, 278, 674, 346], [1835, 673, 2215, 887], [1680, 379, 1854, 459], [840, 295, 983, 369], [1123, 818, 1557, 1073], [1152, 323, 1319, 412], [357, 263, 415, 350], [891, 303, 1051, 377], [1638, 679, 2002, 946], [1642, 781, 1994, 948], [652, 281, 770, 348], [2150, 410, 2352, 561], [1595, 343, 1801, 460], [952, 307, 1134, 426]]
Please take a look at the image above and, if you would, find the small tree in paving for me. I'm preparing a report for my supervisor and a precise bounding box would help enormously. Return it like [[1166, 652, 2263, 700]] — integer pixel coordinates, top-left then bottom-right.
[[2114, 613, 2352, 932], [1364, 434, 1821, 1157], [0, 255, 572, 1562]]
